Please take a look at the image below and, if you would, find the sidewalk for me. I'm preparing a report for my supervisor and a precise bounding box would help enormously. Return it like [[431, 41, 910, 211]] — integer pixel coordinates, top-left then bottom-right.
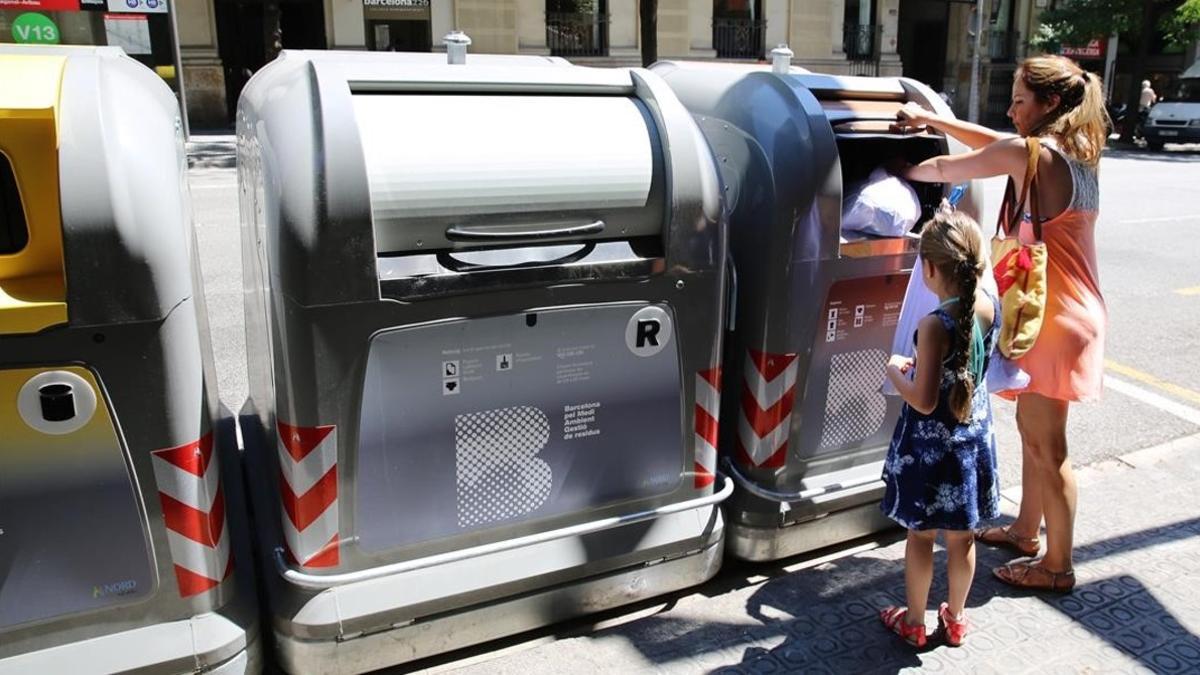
[[186, 134, 236, 169], [417, 433, 1200, 674]]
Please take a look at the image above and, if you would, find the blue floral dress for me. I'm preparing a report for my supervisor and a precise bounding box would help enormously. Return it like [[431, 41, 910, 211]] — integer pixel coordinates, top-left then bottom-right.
[[880, 296, 1002, 531]]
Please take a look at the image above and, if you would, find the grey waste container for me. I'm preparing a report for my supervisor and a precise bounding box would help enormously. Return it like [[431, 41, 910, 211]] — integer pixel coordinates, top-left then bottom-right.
[[237, 49, 731, 673], [653, 61, 983, 561], [0, 47, 258, 673]]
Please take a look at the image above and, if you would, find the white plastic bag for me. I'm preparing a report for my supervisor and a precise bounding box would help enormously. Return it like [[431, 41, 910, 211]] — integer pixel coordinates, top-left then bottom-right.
[[841, 167, 922, 237], [882, 252, 1029, 395]]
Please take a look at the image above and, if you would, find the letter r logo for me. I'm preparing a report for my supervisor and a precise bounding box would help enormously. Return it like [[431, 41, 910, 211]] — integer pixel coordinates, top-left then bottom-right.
[[625, 306, 673, 358]]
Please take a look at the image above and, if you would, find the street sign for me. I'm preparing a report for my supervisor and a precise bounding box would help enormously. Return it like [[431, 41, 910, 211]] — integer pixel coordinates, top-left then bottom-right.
[[0, 0, 79, 9], [11, 13, 60, 45], [105, 0, 166, 13], [1062, 39, 1104, 59]]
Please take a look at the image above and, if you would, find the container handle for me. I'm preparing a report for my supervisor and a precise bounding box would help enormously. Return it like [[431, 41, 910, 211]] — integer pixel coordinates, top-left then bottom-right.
[[721, 458, 882, 504], [274, 473, 733, 591], [445, 220, 606, 242]]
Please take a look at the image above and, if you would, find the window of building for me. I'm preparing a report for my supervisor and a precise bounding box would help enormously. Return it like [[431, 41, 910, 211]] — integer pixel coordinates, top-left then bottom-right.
[[364, 0, 431, 52], [546, 0, 609, 58], [713, 0, 765, 59], [0, 7, 180, 95]]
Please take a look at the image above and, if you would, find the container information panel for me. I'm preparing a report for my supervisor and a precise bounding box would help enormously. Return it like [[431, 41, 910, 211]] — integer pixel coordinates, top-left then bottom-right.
[[355, 303, 684, 552], [0, 367, 153, 630]]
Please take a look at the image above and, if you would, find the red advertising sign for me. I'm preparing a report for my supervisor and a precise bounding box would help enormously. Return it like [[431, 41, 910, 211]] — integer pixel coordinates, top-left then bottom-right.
[[0, 0, 81, 9], [1062, 39, 1105, 59]]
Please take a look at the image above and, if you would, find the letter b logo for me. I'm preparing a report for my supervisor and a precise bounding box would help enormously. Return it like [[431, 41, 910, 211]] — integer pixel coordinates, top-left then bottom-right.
[[455, 406, 552, 528]]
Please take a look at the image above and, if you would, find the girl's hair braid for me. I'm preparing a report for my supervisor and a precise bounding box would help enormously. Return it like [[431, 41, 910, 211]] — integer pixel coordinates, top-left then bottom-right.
[[918, 211, 986, 423]]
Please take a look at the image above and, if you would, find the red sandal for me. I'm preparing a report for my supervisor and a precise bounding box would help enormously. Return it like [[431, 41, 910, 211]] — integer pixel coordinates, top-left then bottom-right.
[[879, 606, 927, 648], [937, 602, 969, 647]]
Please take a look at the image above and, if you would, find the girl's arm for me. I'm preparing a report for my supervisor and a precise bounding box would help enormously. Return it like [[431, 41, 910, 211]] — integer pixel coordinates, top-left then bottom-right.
[[886, 315, 949, 415], [897, 103, 1016, 150], [897, 136, 1027, 185]]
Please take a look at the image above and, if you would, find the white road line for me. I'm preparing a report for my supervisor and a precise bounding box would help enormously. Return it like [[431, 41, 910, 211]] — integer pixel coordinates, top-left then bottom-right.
[[1104, 375, 1200, 426], [1120, 215, 1200, 224]]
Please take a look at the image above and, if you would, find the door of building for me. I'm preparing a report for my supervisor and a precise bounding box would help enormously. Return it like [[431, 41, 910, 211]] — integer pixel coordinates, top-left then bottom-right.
[[215, 0, 326, 124]]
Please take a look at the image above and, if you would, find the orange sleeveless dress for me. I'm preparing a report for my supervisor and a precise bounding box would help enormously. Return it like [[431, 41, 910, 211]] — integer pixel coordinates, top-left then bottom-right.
[[999, 144, 1107, 402]]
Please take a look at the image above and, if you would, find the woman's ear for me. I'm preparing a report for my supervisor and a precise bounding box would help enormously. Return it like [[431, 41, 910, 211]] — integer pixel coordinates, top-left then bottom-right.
[[1044, 93, 1062, 116]]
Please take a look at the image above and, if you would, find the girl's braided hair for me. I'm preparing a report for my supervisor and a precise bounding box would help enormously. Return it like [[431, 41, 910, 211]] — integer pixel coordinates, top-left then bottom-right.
[[918, 211, 986, 423]]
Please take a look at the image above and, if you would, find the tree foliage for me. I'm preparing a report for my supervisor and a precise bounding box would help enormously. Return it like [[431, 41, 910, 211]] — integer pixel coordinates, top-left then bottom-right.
[[1030, 0, 1199, 52]]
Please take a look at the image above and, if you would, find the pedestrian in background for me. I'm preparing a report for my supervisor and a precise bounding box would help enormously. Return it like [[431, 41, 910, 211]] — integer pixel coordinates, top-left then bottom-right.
[[1139, 79, 1158, 113], [878, 210, 1000, 649], [894, 55, 1109, 594]]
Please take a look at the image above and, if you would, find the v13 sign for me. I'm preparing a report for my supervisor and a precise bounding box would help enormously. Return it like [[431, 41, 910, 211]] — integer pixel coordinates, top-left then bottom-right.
[[12, 13, 61, 44]]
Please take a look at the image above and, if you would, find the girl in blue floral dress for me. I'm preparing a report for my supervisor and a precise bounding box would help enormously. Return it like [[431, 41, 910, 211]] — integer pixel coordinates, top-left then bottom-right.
[[878, 210, 1001, 648]]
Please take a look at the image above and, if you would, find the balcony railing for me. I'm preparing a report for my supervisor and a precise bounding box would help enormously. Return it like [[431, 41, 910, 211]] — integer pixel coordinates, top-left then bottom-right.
[[988, 30, 1020, 62], [546, 12, 609, 58], [843, 24, 880, 76], [713, 18, 767, 60]]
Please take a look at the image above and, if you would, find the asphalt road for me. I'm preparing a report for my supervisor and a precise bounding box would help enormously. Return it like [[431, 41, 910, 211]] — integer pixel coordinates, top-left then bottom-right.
[[187, 140, 1200, 491]]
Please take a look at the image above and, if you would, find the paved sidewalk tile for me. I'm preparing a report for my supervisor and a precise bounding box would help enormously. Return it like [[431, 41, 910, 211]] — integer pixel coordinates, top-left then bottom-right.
[[430, 437, 1200, 674]]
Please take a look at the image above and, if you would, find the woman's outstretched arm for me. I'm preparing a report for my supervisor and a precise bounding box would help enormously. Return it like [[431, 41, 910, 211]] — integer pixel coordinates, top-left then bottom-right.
[[897, 136, 1026, 184], [897, 102, 1017, 150]]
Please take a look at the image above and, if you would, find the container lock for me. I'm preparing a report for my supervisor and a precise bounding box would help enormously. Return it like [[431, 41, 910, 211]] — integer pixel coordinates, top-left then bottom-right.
[[38, 383, 76, 422], [17, 369, 98, 435], [770, 44, 794, 75], [444, 31, 472, 65]]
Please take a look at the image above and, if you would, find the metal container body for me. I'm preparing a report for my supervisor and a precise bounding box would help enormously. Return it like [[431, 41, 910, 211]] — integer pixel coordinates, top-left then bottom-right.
[[237, 51, 729, 673], [0, 47, 257, 673], [654, 62, 983, 561]]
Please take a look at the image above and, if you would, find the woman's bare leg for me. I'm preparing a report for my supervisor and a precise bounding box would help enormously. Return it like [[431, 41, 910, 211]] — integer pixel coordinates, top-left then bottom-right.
[[944, 531, 976, 617], [1009, 401, 1047, 539], [1016, 393, 1075, 571]]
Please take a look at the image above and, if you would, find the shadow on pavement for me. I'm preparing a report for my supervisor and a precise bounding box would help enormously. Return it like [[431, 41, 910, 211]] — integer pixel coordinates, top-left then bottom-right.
[[588, 516, 1200, 673]]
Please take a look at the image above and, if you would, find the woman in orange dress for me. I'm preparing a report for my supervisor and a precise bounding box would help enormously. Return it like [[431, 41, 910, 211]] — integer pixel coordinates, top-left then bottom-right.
[[894, 55, 1109, 592]]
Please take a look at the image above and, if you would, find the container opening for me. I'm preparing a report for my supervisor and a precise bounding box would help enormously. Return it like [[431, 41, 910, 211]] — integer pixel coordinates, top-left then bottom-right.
[[0, 152, 29, 255], [836, 136, 946, 231]]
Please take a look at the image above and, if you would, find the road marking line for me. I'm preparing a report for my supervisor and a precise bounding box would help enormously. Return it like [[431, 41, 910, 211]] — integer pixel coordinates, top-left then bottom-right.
[[1120, 215, 1200, 224], [1176, 286, 1200, 296], [1105, 360, 1200, 406], [1104, 376, 1200, 427]]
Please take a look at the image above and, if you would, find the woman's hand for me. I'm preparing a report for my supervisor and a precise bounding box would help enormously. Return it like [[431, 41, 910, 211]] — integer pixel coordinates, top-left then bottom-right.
[[886, 156, 914, 179], [896, 102, 937, 130]]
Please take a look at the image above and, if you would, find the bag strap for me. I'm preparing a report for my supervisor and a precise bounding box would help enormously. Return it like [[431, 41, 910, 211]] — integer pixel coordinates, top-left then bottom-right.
[[996, 137, 1042, 239]]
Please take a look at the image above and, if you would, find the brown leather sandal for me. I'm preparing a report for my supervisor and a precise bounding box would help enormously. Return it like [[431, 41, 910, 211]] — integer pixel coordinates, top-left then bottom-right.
[[975, 526, 1041, 557], [992, 559, 1075, 593]]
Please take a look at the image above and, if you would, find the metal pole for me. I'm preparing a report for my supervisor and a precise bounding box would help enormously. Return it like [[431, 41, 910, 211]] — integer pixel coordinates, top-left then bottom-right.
[[968, 0, 986, 123], [1104, 32, 1119, 102], [167, 0, 189, 138]]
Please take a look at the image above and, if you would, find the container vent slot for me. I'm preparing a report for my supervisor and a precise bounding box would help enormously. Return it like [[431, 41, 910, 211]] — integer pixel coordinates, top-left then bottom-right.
[[0, 153, 29, 255]]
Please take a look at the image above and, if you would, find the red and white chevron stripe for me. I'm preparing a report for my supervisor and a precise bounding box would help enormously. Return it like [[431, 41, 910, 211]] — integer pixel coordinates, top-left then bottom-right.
[[151, 433, 232, 597], [736, 349, 799, 469], [694, 367, 722, 489], [277, 421, 339, 568]]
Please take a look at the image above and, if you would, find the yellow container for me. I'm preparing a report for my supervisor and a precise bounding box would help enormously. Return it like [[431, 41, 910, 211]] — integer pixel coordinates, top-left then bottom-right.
[[0, 54, 68, 335]]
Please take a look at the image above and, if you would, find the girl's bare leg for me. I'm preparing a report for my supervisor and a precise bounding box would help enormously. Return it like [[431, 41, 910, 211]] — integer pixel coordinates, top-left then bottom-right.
[[944, 530, 976, 617], [905, 529, 937, 624]]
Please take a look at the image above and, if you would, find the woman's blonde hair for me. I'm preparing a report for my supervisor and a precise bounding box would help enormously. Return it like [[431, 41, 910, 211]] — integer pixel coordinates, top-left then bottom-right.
[[1017, 55, 1110, 165], [919, 211, 986, 423]]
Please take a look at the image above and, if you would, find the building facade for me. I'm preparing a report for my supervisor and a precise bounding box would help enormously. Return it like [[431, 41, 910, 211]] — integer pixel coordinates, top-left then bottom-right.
[[176, 0, 915, 127]]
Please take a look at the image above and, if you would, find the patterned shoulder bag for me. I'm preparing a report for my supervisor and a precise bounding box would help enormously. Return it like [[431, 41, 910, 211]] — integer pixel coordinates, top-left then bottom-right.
[[991, 137, 1049, 359]]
